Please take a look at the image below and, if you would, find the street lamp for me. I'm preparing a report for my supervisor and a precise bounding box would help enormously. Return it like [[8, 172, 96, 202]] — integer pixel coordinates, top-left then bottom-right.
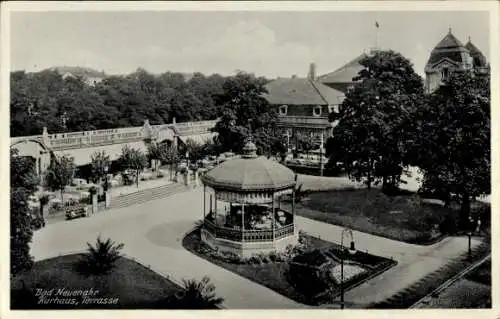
[[467, 216, 474, 261], [103, 164, 109, 192], [340, 228, 357, 309]]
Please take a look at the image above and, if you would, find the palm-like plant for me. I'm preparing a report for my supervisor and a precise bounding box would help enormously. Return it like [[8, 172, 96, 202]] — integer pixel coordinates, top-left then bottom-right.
[[78, 236, 124, 275], [170, 276, 224, 309]]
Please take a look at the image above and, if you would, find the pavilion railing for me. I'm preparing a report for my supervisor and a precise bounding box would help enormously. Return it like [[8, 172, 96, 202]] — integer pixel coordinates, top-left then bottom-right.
[[204, 218, 295, 243]]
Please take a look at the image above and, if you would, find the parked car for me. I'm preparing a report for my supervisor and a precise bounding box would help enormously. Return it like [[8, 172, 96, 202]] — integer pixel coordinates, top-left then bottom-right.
[[65, 204, 88, 220]]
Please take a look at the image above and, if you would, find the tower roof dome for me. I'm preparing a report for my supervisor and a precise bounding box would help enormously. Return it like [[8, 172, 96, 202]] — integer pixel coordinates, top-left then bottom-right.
[[465, 38, 488, 67], [425, 29, 471, 70]]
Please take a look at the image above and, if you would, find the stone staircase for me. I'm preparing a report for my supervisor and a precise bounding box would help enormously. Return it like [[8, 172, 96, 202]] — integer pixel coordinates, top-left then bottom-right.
[[367, 240, 491, 309], [109, 182, 189, 210]]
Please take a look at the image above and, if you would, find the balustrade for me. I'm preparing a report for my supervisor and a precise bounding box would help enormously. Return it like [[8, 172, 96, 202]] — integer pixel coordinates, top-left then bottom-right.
[[12, 119, 218, 150], [204, 217, 294, 243]]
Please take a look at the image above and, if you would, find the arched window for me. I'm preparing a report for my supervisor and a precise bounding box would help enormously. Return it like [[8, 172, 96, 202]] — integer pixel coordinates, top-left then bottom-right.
[[313, 106, 322, 117], [279, 105, 288, 115]]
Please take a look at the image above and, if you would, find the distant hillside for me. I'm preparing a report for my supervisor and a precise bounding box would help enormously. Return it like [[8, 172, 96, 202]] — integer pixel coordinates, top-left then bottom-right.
[[48, 66, 106, 78]]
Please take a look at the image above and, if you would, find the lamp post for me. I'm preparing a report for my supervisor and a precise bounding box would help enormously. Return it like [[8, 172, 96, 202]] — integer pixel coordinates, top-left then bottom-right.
[[103, 164, 109, 192], [340, 228, 357, 309], [467, 216, 474, 261], [103, 164, 110, 208]]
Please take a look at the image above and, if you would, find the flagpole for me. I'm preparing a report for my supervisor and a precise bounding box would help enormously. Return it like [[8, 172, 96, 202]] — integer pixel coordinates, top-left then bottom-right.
[[375, 21, 380, 51]]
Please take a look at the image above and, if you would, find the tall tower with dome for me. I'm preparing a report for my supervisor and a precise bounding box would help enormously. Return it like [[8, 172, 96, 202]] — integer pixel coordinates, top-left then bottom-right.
[[424, 28, 489, 93]]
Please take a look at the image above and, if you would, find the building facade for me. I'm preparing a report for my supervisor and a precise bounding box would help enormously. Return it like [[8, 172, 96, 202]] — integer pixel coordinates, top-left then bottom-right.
[[424, 29, 489, 93], [264, 63, 348, 146]]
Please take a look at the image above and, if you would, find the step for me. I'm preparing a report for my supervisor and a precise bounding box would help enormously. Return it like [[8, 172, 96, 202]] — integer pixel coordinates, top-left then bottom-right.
[[108, 183, 188, 209]]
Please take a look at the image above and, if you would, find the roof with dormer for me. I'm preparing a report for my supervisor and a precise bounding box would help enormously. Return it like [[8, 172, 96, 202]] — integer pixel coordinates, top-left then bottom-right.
[[263, 77, 344, 106], [425, 30, 472, 70]]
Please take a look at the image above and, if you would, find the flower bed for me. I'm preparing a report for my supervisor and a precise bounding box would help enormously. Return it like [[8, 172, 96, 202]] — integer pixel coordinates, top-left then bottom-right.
[[183, 229, 396, 306], [328, 264, 367, 284]]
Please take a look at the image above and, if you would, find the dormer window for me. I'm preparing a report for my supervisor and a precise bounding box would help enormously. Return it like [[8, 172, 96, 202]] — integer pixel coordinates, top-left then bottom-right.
[[279, 105, 288, 115], [442, 67, 449, 81], [313, 106, 322, 117]]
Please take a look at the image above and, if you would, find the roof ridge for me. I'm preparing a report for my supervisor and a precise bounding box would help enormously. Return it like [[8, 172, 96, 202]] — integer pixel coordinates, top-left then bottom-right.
[[309, 78, 329, 105], [318, 53, 366, 79]]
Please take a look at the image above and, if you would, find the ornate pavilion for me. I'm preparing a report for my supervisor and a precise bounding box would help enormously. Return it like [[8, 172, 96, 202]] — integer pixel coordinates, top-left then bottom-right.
[[200, 140, 298, 257]]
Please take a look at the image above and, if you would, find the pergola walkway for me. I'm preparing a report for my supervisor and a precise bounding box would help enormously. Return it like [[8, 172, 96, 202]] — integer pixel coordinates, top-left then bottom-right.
[[31, 187, 480, 309]]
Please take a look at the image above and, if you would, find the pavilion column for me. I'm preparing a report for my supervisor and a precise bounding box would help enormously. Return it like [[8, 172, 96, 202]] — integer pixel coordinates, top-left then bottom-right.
[[272, 192, 275, 242], [203, 185, 206, 219], [209, 193, 213, 219], [241, 203, 245, 242], [214, 193, 218, 225]]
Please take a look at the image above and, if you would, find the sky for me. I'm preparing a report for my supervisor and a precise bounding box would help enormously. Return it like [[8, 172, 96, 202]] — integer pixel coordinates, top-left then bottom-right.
[[10, 10, 490, 78]]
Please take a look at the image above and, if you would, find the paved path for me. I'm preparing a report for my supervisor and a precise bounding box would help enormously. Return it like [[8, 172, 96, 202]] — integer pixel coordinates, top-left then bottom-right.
[[31, 187, 480, 309], [31, 188, 302, 309]]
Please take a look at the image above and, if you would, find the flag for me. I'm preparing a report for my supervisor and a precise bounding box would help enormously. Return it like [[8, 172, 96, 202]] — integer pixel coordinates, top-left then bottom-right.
[[375, 21, 380, 28]]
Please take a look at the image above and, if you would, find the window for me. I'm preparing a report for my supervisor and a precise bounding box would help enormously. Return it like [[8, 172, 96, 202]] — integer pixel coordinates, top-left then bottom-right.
[[279, 105, 288, 115], [441, 67, 449, 81], [313, 106, 322, 117]]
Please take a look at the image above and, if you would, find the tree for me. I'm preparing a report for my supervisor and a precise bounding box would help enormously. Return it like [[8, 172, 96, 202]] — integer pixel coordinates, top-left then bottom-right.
[[411, 71, 490, 227], [10, 149, 39, 275], [90, 150, 111, 184], [161, 145, 181, 180], [327, 50, 424, 189], [212, 72, 276, 154], [184, 139, 205, 166], [44, 155, 75, 201], [168, 276, 224, 309], [118, 145, 147, 187], [77, 236, 124, 275]]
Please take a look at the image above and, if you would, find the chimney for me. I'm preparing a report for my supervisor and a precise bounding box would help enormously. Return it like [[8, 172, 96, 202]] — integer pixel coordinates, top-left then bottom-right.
[[172, 117, 176, 124], [308, 62, 317, 81]]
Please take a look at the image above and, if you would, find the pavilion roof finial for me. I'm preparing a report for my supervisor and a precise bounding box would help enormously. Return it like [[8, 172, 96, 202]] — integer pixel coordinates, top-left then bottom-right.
[[241, 139, 258, 158]]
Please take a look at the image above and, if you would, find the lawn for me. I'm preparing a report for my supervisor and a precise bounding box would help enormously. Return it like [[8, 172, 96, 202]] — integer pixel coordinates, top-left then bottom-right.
[[11, 254, 183, 309], [286, 189, 453, 245], [183, 229, 395, 306], [465, 259, 491, 286]]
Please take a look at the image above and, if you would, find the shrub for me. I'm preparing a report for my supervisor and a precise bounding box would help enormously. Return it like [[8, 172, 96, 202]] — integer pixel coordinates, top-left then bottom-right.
[[268, 251, 278, 262], [88, 186, 98, 196], [39, 194, 50, 207], [167, 276, 224, 309], [439, 214, 458, 235], [288, 262, 327, 300], [77, 236, 124, 275]]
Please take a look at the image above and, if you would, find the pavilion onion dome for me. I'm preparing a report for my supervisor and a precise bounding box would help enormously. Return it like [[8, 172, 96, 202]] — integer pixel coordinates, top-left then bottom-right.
[[201, 140, 296, 192], [465, 39, 488, 68], [425, 29, 472, 71]]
